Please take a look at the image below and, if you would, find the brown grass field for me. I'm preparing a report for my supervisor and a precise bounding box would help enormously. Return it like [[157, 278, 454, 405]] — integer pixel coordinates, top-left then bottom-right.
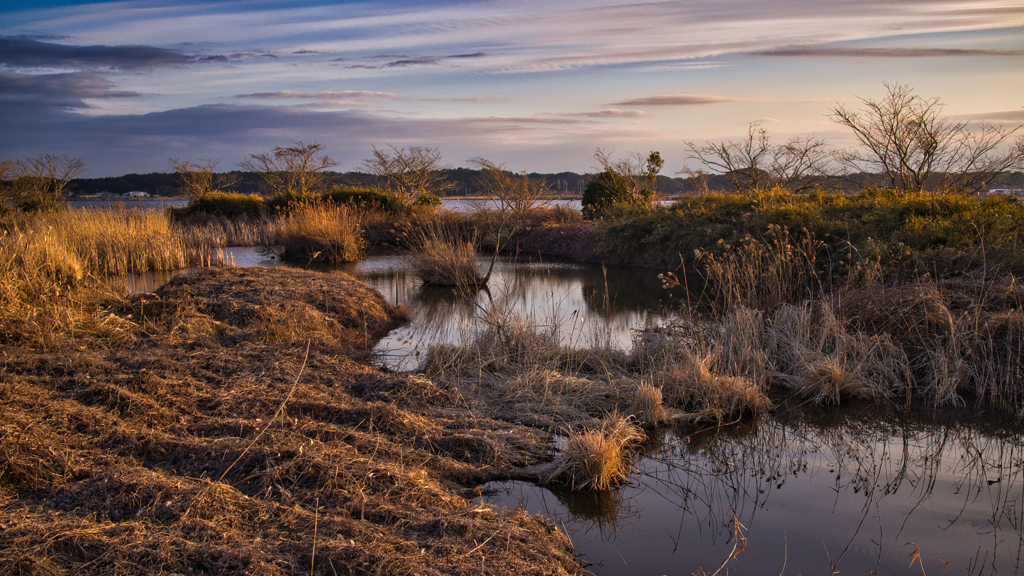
[[0, 266, 594, 575]]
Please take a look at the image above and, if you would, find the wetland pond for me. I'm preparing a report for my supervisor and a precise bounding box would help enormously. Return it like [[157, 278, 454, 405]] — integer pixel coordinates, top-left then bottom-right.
[[124, 248, 1024, 575]]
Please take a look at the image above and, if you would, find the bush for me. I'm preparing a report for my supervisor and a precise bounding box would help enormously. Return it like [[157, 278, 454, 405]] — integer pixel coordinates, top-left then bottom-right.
[[582, 169, 631, 219], [170, 192, 266, 219]]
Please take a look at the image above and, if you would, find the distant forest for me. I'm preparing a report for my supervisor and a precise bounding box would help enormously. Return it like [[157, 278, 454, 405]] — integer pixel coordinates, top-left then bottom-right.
[[69, 168, 1024, 198]]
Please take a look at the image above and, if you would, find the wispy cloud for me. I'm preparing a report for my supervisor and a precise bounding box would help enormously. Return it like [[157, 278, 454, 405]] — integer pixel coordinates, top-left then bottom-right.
[[237, 90, 404, 100], [611, 95, 731, 107], [0, 69, 140, 109], [749, 46, 1024, 58], [549, 109, 649, 118], [0, 35, 193, 70]]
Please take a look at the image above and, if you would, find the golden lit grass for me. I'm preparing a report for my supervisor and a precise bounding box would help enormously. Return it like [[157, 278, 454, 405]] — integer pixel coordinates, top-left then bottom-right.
[[631, 382, 667, 427], [409, 218, 482, 287], [0, 207, 232, 346], [270, 201, 365, 263], [547, 413, 643, 491]]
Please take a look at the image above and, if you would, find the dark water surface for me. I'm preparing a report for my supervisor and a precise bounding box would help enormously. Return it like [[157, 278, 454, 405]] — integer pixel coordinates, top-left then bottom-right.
[[119, 248, 1024, 575], [483, 410, 1024, 575]]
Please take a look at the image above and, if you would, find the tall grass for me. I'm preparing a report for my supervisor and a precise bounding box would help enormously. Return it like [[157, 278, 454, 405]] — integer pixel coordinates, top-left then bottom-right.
[[409, 218, 483, 287], [0, 207, 235, 346], [269, 201, 365, 264], [696, 225, 825, 311]]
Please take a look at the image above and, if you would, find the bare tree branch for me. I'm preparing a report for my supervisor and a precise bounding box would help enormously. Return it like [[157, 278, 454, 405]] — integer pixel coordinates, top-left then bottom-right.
[[362, 144, 452, 207], [239, 141, 337, 198]]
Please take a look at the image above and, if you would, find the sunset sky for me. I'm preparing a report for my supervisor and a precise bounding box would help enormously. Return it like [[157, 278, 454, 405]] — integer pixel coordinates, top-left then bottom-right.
[[2, 0, 1022, 177]]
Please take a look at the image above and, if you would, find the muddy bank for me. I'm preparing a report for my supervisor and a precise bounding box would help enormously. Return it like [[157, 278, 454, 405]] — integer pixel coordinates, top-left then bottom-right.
[[0, 267, 589, 575]]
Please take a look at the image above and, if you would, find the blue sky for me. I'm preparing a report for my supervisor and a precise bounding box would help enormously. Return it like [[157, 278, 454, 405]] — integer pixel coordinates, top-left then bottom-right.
[[2, 0, 1022, 177]]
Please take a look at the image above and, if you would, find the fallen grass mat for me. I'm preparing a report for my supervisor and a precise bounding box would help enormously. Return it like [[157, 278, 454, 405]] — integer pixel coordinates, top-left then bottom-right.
[[0, 267, 590, 575]]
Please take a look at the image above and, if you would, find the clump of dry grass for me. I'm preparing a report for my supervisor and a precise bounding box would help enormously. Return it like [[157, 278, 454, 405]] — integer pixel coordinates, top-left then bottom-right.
[[630, 382, 667, 427], [651, 350, 771, 423], [764, 301, 909, 405], [546, 413, 643, 491], [270, 200, 365, 263], [409, 218, 483, 287], [840, 277, 1024, 415]]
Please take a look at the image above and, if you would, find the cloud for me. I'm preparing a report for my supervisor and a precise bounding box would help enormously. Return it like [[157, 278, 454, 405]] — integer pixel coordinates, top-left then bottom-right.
[[749, 46, 1024, 58], [552, 109, 649, 118], [0, 70, 140, 110], [237, 90, 404, 101], [0, 35, 194, 70], [611, 95, 731, 107]]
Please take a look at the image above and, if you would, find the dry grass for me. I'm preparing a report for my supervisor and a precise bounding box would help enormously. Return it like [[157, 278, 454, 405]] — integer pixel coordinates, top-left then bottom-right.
[[0, 207, 234, 347], [270, 200, 365, 263], [546, 414, 643, 491], [696, 225, 824, 312], [0, 267, 589, 575], [841, 277, 1024, 416], [631, 382, 667, 427], [409, 218, 483, 287], [764, 301, 909, 405]]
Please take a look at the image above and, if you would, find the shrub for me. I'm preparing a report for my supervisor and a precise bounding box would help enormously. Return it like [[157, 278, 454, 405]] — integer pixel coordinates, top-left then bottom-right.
[[170, 192, 266, 219]]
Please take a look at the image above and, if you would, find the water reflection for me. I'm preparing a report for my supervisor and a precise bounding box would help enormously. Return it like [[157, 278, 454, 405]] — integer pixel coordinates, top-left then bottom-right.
[[335, 255, 689, 371], [481, 409, 1024, 575]]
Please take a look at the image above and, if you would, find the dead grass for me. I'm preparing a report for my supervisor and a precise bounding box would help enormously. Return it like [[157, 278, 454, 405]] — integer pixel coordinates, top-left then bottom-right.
[[696, 225, 824, 312], [271, 201, 366, 264], [0, 267, 590, 575], [545, 414, 644, 491], [409, 218, 484, 287]]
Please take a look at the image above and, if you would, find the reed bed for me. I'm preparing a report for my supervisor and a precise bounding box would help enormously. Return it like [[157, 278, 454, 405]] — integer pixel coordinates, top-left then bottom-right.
[[269, 201, 365, 263], [0, 207, 233, 346], [696, 224, 825, 312]]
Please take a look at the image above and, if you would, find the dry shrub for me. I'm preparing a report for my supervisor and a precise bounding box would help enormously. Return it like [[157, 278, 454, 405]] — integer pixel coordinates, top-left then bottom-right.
[[547, 414, 643, 491], [697, 224, 824, 311], [271, 201, 365, 263]]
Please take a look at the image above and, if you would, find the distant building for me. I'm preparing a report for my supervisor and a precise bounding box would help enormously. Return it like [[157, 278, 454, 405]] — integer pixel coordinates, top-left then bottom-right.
[[124, 190, 150, 198]]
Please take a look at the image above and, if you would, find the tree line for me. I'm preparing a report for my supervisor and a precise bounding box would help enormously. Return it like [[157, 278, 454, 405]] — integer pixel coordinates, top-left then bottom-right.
[[3, 83, 1023, 213]]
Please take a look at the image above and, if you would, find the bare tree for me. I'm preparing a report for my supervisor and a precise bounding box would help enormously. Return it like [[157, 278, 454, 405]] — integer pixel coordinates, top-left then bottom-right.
[[684, 123, 833, 193], [240, 141, 337, 198], [831, 82, 1024, 194], [13, 154, 86, 209], [362, 144, 452, 206], [769, 134, 833, 192], [167, 157, 237, 201], [685, 123, 773, 192], [469, 158, 550, 223], [468, 157, 552, 283]]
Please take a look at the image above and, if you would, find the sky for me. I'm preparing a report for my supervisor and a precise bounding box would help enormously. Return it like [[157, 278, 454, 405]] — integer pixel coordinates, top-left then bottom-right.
[[1, 0, 1022, 177]]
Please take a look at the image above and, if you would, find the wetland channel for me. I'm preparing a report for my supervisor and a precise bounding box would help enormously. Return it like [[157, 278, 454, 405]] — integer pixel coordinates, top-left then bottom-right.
[[122, 247, 1024, 575]]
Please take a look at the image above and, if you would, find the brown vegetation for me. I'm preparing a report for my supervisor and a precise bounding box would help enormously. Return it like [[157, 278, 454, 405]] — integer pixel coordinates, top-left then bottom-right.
[[0, 267, 591, 575]]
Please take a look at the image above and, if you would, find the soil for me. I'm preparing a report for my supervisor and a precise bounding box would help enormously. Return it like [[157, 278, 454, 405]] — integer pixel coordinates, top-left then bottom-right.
[[0, 267, 590, 575]]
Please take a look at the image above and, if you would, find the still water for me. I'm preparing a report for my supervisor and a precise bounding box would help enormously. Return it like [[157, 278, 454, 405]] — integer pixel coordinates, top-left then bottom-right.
[[120, 249, 1024, 575], [482, 409, 1024, 575]]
